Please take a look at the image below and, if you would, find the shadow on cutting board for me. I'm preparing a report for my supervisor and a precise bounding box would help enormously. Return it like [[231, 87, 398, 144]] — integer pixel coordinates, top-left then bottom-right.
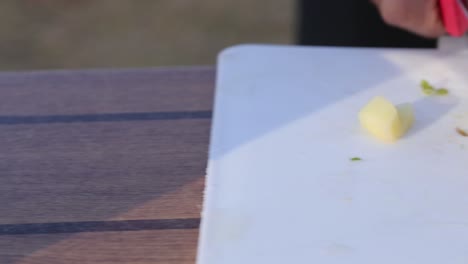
[[210, 45, 406, 159], [406, 96, 459, 138]]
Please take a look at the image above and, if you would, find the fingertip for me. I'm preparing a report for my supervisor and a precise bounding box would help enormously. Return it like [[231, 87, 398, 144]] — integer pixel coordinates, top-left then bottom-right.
[[421, 11, 446, 38], [421, 27, 446, 38], [429, 20, 447, 38]]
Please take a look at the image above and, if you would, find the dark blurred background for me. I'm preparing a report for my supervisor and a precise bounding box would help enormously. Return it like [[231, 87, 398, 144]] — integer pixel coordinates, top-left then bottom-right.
[[0, 0, 293, 71]]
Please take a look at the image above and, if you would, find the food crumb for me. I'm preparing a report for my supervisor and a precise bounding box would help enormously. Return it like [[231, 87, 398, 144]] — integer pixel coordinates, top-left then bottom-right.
[[435, 88, 449, 95], [350, 157, 362, 161], [420, 80, 449, 96], [456, 128, 468, 137], [421, 80, 435, 95]]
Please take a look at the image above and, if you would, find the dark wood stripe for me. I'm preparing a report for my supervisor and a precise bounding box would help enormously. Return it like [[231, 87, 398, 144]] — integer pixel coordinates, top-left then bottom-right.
[[0, 218, 201, 236], [0, 111, 212, 125]]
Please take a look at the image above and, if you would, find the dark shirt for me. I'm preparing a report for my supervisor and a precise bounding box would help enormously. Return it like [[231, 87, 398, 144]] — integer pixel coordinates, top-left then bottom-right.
[[297, 0, 437, 48]]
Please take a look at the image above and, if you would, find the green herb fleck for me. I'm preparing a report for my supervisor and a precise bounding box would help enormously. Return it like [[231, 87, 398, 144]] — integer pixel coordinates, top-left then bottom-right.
[[435, 88, 449, 95], [350, 157, 362, 161], [421, 79, 434, 89], [421, 80, 449, 96], [421, 79, 435, 95]]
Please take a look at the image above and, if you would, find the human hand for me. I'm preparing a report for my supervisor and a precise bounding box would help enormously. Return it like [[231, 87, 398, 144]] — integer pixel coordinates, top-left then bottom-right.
[[371, 0, 445, 38]]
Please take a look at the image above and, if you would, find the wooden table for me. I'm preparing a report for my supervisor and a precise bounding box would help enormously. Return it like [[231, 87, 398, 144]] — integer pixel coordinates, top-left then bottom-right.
[[0, 67, 214, 263]]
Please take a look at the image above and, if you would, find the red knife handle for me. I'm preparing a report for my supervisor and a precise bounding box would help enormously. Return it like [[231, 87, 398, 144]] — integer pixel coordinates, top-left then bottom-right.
[[440, 0, 468, 36]]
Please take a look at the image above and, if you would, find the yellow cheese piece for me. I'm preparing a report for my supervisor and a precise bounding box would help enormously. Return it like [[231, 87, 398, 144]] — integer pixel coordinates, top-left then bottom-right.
[[396, 103, 414, 137], [359, 97, 414, 142]]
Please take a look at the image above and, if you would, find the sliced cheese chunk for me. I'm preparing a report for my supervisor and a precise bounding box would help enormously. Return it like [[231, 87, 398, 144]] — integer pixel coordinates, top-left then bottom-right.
[[359, 96, 414, 142], [396, 103, 415, 137]]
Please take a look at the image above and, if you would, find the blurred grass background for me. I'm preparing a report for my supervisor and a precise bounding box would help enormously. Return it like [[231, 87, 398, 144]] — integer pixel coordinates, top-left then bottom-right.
[[0, 0, 294, 71]]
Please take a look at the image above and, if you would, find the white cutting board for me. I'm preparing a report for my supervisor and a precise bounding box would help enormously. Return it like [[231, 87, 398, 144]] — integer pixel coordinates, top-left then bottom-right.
[[197, 44, 468, 264]]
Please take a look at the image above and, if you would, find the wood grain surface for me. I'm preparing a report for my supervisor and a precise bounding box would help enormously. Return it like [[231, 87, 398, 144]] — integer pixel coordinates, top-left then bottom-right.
[[0, 230, 199, 264], [0, 67, 214, 263]]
